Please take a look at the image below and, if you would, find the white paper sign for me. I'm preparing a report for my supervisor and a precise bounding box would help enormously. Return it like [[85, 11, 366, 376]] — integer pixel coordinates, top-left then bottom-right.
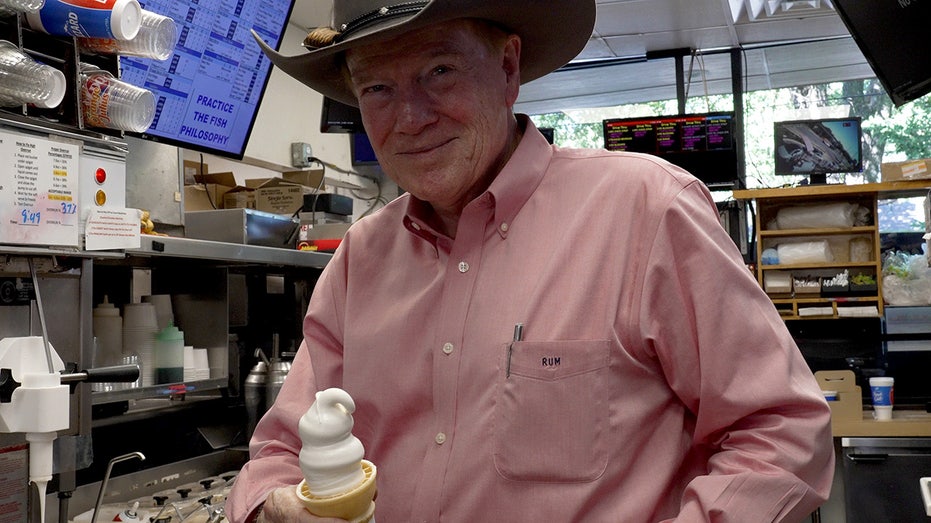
[[84, 208, 142, 251], [0, 130, 80, 247]]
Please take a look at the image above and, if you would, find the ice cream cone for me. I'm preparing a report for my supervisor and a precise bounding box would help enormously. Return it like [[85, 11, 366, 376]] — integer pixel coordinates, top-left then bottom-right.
[[296, 460, 377, 523]]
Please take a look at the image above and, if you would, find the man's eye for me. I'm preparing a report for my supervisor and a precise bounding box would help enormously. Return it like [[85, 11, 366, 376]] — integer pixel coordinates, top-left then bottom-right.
[[363, 84, 386, 94], [432, 65, 450, 76]]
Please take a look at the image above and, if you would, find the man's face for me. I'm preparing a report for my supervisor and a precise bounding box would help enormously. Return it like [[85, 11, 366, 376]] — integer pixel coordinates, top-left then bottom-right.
[[346, 20, 521, 214]]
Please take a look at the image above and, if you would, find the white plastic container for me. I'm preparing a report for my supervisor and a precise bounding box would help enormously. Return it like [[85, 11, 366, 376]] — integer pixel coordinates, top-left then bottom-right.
[[92, 295, 123, 367], [27, 0, 142, 41]]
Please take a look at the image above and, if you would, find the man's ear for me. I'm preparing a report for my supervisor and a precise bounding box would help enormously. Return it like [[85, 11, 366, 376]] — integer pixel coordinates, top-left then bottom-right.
[[503, 34, 521, 106]]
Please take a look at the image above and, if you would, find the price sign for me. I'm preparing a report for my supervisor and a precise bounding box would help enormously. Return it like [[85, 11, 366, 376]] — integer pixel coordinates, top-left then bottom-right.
[[0, 130, 79, 247]]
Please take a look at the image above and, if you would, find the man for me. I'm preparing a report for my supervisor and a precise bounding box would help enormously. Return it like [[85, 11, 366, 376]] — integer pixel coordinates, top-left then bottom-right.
[[227, 1, 835, 521]]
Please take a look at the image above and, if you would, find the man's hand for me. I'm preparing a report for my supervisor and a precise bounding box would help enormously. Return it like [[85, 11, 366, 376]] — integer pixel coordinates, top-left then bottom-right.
[[256, 485, 348, 523]]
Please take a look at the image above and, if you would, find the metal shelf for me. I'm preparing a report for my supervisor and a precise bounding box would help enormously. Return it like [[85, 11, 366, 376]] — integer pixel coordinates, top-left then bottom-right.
[[90, 377, 228, 405], [127, 235, 331, 268]]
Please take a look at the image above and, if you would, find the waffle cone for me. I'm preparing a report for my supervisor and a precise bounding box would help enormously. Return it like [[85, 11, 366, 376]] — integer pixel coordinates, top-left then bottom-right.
[[296, 460, 377, 522]]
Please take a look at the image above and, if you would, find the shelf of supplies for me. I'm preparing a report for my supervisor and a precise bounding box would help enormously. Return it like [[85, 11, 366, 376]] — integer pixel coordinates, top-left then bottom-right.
[[759, 226, 877, 238]]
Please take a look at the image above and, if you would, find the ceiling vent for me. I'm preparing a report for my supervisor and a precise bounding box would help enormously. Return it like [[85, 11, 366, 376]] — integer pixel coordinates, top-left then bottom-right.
[[728, 0, 836, 22]]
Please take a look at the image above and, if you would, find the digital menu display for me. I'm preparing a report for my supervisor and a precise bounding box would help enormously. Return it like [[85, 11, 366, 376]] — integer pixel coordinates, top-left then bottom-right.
[[120, 0, 295, 159], [603, 112, 739, 190]]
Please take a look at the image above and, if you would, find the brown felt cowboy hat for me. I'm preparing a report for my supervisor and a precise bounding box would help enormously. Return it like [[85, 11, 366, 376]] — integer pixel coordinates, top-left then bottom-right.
[[252, 0, 596, 107]]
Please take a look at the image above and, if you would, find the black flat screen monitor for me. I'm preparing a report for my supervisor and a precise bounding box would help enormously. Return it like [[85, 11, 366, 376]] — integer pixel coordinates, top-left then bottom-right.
[[773, 117, 862, 184], [321, 96, 364, 134], [833, 0, 931, 107], [602, 112, 739, 190], [119, 0, 296, 159]]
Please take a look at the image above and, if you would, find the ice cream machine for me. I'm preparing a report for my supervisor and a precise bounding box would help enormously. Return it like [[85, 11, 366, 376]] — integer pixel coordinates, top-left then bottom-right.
[[0, 257, 138, 523]]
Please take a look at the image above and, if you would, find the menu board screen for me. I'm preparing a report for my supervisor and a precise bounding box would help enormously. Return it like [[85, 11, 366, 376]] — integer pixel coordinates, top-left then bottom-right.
[[603, 112, 739, 190], [120, 0, 296, 159]]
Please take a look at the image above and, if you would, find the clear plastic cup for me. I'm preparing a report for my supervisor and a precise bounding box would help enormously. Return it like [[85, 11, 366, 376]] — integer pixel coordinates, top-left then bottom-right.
[[79, 66, 155, 132], [0, 0, 43, 16], [79, 9, 178, 61], [0, 40, 66, 108]]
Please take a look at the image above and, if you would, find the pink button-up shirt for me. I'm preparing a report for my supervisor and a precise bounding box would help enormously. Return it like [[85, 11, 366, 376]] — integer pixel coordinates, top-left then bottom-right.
[[227, 118, 834, 522]]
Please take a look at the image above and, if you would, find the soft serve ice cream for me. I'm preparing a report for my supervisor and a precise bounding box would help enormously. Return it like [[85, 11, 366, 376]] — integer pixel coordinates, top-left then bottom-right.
[[296, 388, 377, 522]]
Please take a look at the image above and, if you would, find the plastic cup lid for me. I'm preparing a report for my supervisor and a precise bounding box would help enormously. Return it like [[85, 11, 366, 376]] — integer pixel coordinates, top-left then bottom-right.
[[112, 0, 143, 41], [35, 68, 65, 109]]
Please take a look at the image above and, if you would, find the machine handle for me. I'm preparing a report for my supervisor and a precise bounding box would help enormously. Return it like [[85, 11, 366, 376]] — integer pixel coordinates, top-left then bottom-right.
[[60, 364, 140, 384]]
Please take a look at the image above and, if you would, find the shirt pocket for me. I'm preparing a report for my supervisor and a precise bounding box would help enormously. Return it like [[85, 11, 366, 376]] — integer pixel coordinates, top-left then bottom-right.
[[493, 339, 611, 482]]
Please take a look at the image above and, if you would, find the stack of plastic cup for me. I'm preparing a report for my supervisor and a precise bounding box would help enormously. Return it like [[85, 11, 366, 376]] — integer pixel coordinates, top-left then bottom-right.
[[122, 302, 158, 387], [79, 65, 155, 132], [0, 0, 43, 17], [183, 346, 196, 382], [193, 348, 209, 380], [0, 40, 66, 109], [79, 9, 178, 61]]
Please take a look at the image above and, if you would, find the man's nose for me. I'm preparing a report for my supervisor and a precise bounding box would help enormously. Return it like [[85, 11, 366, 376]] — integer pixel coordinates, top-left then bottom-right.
[[395, 86, 437, 134]]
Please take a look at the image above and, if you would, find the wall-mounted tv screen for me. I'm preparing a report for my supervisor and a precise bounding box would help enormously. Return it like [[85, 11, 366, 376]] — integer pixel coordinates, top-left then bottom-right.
[[119, 0, 296, 159], [833, 0, 931, 107], [773, 118, 862, 184], [603, 112, 739, 190]]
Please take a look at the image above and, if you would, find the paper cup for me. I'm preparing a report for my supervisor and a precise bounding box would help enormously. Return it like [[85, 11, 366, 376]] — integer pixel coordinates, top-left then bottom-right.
[[869, 376, 894, 421]]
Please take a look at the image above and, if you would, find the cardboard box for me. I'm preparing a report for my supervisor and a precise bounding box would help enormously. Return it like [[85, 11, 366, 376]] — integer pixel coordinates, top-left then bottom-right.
[[245, 177, 274, 189], [183, 160, 208, 184], [881, 157, 931, 182], [185, 172, 238, 211], [223, 186, 255, 209], [282, 169, 325, 190], [254, 178, 308, 215]]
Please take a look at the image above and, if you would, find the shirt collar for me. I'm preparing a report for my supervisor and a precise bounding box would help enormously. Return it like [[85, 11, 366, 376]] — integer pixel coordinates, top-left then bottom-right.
[[403, 115, 553, 241]]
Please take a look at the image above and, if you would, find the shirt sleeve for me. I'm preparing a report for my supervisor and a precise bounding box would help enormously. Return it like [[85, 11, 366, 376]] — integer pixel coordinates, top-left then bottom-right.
[[636, 179, 835, 522]]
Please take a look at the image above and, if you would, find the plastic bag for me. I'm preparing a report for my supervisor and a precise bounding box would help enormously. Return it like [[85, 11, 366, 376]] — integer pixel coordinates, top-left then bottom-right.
[[777, 240, 834, 264], [774, 202, 858, 230], [882, 250, 931, 305]]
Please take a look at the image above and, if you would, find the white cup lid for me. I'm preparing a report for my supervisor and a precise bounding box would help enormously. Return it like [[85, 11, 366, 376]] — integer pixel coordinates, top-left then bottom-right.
[[35, 68, 66, 109]]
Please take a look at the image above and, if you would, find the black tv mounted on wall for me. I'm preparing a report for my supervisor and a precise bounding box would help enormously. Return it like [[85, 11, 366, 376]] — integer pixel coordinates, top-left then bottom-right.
[[833, 0, 931, 107], [602, 112, 740, 191]]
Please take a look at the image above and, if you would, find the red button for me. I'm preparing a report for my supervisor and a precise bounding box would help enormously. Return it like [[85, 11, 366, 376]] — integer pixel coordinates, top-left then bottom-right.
[[95, 168, 106, 184]]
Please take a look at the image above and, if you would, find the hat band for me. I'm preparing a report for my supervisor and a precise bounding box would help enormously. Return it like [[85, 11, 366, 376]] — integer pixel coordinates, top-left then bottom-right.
[[336, 2, 429, 43]]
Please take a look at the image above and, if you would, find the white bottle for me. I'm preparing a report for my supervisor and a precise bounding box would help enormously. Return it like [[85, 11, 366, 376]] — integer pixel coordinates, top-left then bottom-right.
[[93, 295, 123, 367]]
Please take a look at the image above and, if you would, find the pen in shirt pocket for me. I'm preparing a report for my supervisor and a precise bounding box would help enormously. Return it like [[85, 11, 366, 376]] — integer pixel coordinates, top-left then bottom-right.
[[506, 322, 524, 379]]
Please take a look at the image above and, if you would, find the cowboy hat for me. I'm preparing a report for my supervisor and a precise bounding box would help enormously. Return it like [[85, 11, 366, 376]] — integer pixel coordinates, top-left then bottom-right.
[[252, 0, 596, 107]]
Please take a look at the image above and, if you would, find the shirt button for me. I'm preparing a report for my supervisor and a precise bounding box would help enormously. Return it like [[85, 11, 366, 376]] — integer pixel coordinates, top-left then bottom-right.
[[442, 343, 454, 355], [458, 261, 469, 273], [435, 432, 447, 445], [499, 222, 509, 233]]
